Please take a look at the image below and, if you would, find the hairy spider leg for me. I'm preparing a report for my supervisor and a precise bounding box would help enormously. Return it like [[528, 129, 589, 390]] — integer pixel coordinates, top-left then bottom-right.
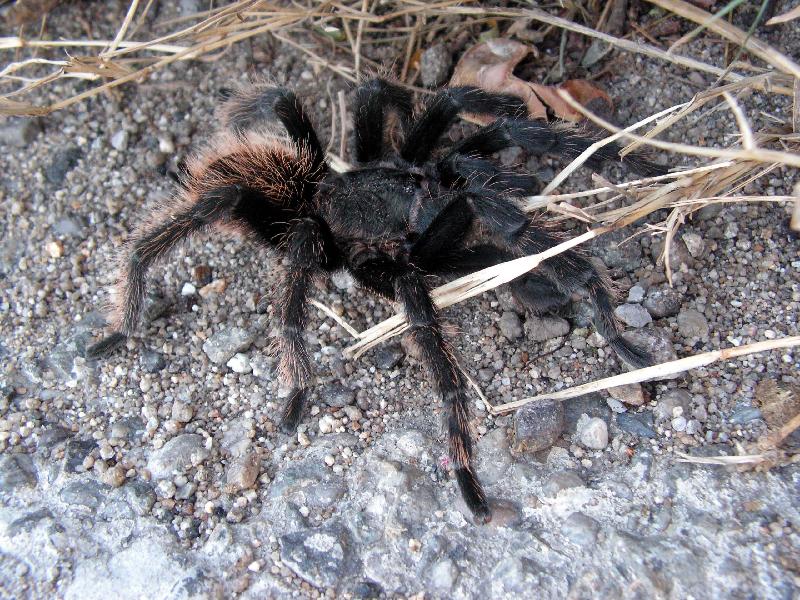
[[437, 154, 541, 195], [275, 218, 330, 432], [87, 185, 243, 359], [409, 198, 570, 317], [425, 244, 571, 316], [401, 86, 528, 164], [352, 78, 413, 163], [463, 187, 654, 368], [220, 86, 327, 174], [345, 245, 491, 522], [442, 117, 667, 177]]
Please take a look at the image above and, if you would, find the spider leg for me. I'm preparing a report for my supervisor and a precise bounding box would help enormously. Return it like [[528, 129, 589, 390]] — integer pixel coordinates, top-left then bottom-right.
[[349, 256, 491, 523], [440, 118, 666, 178], [424, 244, 570, 316], [463, 188, 654, 368], [401, 87, 527, 164], [352, 78, 413, 163], [220, 86, 326, 172], [87, 185, 242, 359], [275, 218, 328, 433], [437, 154, 540, 195]]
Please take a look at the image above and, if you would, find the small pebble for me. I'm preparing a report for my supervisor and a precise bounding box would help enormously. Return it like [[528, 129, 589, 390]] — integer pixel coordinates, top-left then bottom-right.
[[227, 353, 252, 374], [577, 416, 609, 450]]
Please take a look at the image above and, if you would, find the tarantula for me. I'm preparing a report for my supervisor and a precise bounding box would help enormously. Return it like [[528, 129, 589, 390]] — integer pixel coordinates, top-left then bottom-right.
[[89, 78, 664, 524]]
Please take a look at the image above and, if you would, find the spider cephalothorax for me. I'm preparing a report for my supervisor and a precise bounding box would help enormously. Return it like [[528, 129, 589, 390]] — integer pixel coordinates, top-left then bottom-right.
[[89, 79, 665, 523]]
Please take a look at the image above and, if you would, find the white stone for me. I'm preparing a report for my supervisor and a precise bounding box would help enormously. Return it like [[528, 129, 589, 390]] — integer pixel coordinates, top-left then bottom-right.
[[227, 353, 252, 374]]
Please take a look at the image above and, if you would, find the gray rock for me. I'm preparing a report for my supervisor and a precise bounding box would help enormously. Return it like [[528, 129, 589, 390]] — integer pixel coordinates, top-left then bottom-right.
[[420, 44, 452, 88], [143, 292, 171, 323], [225, 452, 260, 492], [7, 508, 55, 536], [643, 285, 682, 318], [616, 412, 656, 438], [564, 393, 611, 433], [622, 329, 678, 377], [595, 230, 642, 271], [476, 428, 513, 485], [541, 470, 584, 497], [562, 512, 600, 546], [730, 407, 762, 425], [109, 416, 145, 442], [524, 315, 570, 341], [202, 327, 255, 364], [37, 425, 72, 448], [671, 416, 687, 431], [395, 429, 431, 459], [52, 215, 86, 237], [45, 146, 82, 186], [577, 415, 609, 449], [322, 383, 354, 408], [513, 399, 565, 453], [677, 308, 709, 339], [0, 454, 38, 491], [147, 433, 209, 479], [62, 438, 96, 474], [682, 232, 705, 257], [654, 389, 691, 421], [59, 480, 106, 509], [374, 343, 404, 369], [0, 118, 41, 147], [220, 417, 254, 457], [126, 481, 156, 516], [280, 527, 348, 589], [627, 284, 646, 303], [141, 350, 166, 373], [110, 130, 129, 151], [650, 237, 692, 270], [428, 558, 457, 591], [226, 353, 251, 373], [499, 311, 523, 339], [304, 482, 347, 510], [614, 304, 652, 328]]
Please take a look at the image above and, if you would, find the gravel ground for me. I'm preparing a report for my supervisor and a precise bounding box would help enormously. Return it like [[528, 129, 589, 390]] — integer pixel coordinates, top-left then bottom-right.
[[1, 2, 799, 599]]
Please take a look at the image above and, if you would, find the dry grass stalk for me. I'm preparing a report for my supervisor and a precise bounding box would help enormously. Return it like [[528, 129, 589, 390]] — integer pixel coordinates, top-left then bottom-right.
[[343, 227, 610, 358], [3, 1, 798, 116], [491, 336, 800, 414], [676, 410, 800, 469], [650, 0, 800, 79]]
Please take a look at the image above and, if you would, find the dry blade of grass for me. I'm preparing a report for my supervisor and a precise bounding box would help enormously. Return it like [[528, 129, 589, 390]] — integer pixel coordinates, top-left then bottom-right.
[[491, 336, 800, 414], [676, 411, 800, 467], [343, 227, 611, 358], [3, 0, 798, 117], [556, 89, 800, 168], [650, 0, 800, 79]]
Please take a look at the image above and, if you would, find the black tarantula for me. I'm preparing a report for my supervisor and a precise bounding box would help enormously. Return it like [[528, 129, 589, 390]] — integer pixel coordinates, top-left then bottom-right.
[[89, 78, 665, 524]]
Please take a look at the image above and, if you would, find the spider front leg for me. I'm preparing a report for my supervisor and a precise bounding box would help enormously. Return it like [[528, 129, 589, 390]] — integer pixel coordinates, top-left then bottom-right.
[[351, 78, 413, 163], [395, 272, 491, 523], [219, 85, 326, 173], [275, 218, 328, 433], [351, 256, 491, 523], [87, 185, 243, 359]]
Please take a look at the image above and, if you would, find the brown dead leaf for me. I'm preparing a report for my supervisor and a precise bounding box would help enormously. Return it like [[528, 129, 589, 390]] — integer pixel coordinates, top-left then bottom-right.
[[450, 38, 612, 123]]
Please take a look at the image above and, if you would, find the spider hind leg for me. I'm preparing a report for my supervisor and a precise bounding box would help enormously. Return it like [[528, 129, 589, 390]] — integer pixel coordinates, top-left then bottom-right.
[[464, 190, 654, 368]]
